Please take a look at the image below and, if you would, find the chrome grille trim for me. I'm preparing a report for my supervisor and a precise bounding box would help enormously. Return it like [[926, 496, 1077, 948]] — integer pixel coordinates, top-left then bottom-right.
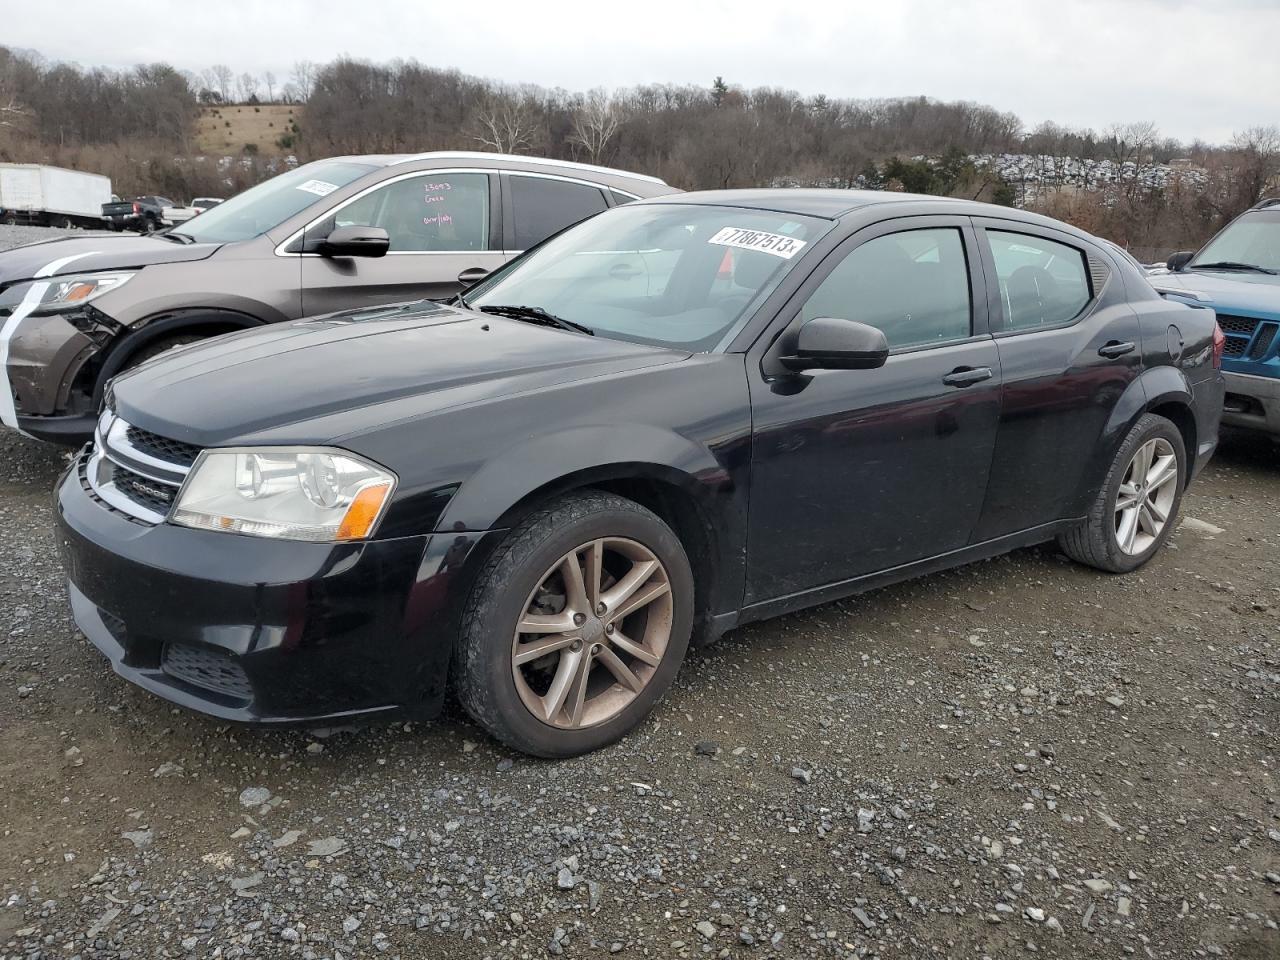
[[85, 450, 170, 523], [88, 411, 198, 524]]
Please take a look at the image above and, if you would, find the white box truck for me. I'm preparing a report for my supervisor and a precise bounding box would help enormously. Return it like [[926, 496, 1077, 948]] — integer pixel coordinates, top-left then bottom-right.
[[0, 163, 112, 228]]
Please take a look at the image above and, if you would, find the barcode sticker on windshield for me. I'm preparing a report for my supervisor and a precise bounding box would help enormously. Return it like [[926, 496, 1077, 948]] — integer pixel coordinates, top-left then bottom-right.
[[709, 227, 807, 259], [296, 179, 339, 197]]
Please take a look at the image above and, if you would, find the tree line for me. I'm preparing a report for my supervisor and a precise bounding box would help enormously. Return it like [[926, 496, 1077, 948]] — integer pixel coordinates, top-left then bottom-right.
[[1, 45, 1277, 254]]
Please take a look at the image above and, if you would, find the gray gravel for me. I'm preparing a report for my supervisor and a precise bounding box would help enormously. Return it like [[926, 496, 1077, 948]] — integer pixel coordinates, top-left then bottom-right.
[[0, 223, 121, 250], [0, 224, 1277, 958]]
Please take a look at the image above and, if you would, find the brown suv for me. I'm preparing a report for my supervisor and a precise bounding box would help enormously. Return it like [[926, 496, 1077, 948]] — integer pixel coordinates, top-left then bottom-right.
[[0, 152, 676, 443]]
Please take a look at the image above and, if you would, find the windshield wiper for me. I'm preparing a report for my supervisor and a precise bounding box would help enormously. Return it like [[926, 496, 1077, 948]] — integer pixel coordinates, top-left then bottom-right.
[[476, 304, 594, 336], [1190, 260, 1278, 275]]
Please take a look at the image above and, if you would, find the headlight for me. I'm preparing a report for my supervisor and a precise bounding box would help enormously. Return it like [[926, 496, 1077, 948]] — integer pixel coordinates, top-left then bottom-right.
[[172, 448, 396, 542], [22, 272, 136, 315]]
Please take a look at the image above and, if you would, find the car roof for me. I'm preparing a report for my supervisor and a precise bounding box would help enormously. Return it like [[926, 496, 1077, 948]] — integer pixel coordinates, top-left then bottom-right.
[[327, 151, 668, 188], [638, 188, 1093, 235]]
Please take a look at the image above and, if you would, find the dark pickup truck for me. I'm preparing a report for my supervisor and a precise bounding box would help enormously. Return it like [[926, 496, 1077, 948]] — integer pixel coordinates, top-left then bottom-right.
[[101, 196, 171, 233]]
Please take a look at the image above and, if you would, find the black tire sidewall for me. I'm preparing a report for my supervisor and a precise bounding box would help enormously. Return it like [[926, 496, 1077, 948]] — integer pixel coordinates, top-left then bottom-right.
[[461, 498, 694, 758], [1100, 415, 1186, 571]]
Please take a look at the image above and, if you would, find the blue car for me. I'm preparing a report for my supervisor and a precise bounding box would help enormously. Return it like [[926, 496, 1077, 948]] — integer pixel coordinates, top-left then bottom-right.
[[1152, 198, 1280, 441]]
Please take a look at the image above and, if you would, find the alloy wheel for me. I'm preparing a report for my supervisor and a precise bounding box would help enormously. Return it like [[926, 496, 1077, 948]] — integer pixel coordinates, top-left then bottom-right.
[[1114, 437, 1178, 555], [511, 537, 673, 729]]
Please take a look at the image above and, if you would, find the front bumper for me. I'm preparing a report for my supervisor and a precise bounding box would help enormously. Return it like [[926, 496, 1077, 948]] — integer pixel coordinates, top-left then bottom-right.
[[1221, 371, 1280, 438], [54, 454, 488, 723]]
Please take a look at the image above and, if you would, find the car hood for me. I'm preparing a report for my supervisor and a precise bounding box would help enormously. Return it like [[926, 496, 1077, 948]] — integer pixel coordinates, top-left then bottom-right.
[[0, 234, 219, 286], [1152, 270, 1280, 317], [111, 300, 690, 447]]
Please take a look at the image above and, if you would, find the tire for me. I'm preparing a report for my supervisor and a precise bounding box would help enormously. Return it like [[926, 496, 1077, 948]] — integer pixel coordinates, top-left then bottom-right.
[[1057, 413, 1186, 573], [142, 218, 157, 234], [454, 491, 694, 758], [126, 334, 205, 367]]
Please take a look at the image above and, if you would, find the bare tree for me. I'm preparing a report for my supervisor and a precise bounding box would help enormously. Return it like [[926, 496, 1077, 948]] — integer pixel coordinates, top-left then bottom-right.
[[1104, 121, 1158, 167], [236, 72, 258, 103], [569, 89, 619, 164], [291, 60, 316, 101], [262, 71, 276, 103], [0, 94, 30, 128], [473, 95, 537, 154], [209, 64, 232, 102]]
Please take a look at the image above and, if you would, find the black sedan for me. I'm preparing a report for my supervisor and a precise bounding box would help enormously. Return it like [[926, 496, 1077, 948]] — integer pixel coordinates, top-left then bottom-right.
[[54, 190, 1226, 757]]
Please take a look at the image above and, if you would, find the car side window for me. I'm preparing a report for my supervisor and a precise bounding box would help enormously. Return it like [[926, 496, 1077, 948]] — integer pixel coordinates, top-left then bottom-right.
[[987, 230, 1091, 331], [509, 176, 609, 250], [610, 190, 638, 206], [329, 173, 490, 252], [798, 228, 972, 349]]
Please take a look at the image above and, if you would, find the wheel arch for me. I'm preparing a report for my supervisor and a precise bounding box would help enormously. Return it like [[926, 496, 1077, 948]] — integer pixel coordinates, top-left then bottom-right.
[[1074, 365, 1196, 514], [93, 307, 268, 404], [433, 424, 743, 640]]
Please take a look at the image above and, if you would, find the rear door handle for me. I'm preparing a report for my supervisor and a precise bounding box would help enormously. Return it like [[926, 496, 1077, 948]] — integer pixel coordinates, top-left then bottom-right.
[[1098, 340, 1135, 359], [942, 366, 993, 388], [457, 266, 490, 285]]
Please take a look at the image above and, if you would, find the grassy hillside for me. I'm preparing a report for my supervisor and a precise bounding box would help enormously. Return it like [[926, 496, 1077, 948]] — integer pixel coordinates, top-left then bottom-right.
[[194, 104, 299, 155]]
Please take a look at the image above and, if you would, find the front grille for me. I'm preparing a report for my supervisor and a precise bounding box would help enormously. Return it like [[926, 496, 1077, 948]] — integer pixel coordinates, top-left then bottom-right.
[[86, 412, 199, 524], [1222, 337, 1249, 359], [124, 425, 201, 468], [112, 464, 177, 515], [1247, 323, 1277, 360], [1217, 313, 1259, 336], [162, 642, 253, 701]]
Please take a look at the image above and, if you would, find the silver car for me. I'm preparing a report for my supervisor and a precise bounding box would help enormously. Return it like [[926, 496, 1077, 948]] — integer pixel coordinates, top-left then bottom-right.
[[0, 152, 676, 443]]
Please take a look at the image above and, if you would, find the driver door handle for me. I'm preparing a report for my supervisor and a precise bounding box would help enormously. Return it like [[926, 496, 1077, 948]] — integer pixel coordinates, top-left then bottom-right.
[[1098, 340, 1135, 359], [457, 266, 490, 285], [942, 366, 993, 388]]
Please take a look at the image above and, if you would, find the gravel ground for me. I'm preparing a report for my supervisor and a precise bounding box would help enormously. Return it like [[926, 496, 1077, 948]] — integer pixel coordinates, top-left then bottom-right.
[[0, 225, 1277, 958], [0, 224, 121, 249]]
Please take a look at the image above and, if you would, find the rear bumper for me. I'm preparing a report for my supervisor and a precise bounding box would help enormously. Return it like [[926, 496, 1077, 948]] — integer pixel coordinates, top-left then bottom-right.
[[1221, 371, 1280, 438], [55, 454, 488, 723]]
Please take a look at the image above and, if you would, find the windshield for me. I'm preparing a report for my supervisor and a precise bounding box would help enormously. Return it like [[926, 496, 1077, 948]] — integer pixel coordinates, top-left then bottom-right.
[[467, 204, 830, 351], [1191, 211, 1280, 272], [173, 160, 376, 244]]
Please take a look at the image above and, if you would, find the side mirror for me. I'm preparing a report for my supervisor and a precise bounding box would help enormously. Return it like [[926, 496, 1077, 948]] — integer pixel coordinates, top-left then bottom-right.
[[1166, 250, 1194, 272], [320, 225, 390, 258], [779, 317, 890, 372]]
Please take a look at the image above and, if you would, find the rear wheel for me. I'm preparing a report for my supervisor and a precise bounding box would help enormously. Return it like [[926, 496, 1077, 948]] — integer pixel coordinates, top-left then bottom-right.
[[141, 218, 157, 234], [1057, 413, 1186, 572], [454, 491, 694, 757]]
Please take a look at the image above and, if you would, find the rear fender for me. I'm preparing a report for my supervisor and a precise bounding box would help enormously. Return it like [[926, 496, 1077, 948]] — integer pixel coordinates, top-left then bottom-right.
[[1070, 365, 1193, 514]]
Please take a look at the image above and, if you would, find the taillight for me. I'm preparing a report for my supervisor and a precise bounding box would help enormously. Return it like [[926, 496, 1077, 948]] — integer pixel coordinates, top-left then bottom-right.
[[1212, 322, 1225, 369], [132, 202, 140, 214]]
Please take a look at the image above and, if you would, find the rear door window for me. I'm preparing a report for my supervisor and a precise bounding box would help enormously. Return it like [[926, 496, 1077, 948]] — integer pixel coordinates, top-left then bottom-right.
[[508, 175, 609, 250], [986, 230, 1091, 331]]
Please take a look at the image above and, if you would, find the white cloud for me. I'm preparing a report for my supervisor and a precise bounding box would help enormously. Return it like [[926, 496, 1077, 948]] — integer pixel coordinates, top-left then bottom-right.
[[6, 0, 1275, 143]]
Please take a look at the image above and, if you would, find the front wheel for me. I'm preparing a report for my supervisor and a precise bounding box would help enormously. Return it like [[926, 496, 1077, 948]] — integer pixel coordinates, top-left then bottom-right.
[[1058, 413, 1186, 573], [454, 491, 694, 757]]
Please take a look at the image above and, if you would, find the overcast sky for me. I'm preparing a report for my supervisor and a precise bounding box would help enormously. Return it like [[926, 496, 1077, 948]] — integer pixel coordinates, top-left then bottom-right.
[[4, 0, 1276, 145]]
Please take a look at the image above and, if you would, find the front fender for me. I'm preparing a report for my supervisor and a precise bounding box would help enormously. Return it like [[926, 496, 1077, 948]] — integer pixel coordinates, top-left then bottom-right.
[[435, 423, 731, 532]]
